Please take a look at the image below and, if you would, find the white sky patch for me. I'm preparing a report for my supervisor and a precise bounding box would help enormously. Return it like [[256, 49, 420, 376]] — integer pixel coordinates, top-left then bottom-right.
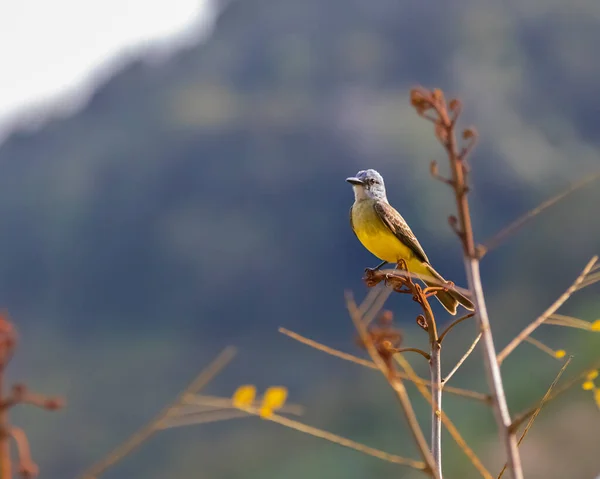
[[0, 0, 217, 140]]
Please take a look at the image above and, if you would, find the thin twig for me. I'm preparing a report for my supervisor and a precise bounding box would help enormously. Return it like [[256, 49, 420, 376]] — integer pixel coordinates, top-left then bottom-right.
[[158, 410, 249, 430], [8, 427, 37, 477], [362, 286, 393, 326], [181, 394, 304, 416], [438, 313, 475, 344], [278, 327, 490, 402], [393, 348, 431, 361], [523, 337, 563, 360], [544, 314, 600, 332], [359, 284, 387, 319], [256, 408, 426, 470], [497, 357, 572, 479], [497, 256, 598, 364], [516, 357, 571, 440], [78, 347, 237, 479], [481, 172, 600, 256], [576, 271, 600, 290], [442, 333, 482, 386], [395, 354, 493, 479], [347, 293, 439, 477], [511, 359, 600, 429]]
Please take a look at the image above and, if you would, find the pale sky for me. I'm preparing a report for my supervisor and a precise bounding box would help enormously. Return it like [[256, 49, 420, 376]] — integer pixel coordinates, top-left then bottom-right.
[[0, 0, 217, 139]]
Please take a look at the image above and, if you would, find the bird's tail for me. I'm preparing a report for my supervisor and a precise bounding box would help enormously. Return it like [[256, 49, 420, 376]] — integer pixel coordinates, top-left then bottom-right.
[[423, 264, 475, 315]]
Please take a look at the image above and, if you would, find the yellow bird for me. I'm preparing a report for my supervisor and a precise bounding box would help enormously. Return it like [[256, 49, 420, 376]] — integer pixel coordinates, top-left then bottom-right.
[[346, 169, 474, 315]]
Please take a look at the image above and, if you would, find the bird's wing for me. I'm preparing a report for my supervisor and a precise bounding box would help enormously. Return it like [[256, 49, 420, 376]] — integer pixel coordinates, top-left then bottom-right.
[[373, 201, 430, 264]]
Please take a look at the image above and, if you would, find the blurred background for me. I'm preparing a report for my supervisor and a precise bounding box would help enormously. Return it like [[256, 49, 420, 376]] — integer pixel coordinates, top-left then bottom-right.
[[1, 0, 599, 478]]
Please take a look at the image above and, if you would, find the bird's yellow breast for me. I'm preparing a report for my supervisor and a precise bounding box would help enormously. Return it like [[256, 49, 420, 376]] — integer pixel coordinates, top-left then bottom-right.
[[351, 200, 416, 264]]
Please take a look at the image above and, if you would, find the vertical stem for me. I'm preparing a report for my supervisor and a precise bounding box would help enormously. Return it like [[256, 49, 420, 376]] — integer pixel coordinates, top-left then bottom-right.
[[430, 341, 442, 478], [420, 291, 442, 479], [464, 259, 522, 479], [0, 372, 11, 479], [436, 95, 524, 479]]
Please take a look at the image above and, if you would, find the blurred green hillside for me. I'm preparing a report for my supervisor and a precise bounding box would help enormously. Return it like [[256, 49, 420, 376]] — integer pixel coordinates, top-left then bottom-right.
[[0, 0, 599, 478]]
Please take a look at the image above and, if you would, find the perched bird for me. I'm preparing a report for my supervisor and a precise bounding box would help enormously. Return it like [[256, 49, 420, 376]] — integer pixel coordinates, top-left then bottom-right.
[[346, 169, 474, 315]]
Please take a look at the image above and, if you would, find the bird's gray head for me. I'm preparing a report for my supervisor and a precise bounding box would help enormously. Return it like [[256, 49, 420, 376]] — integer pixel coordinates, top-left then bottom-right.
[[346, 169, 387, 202]]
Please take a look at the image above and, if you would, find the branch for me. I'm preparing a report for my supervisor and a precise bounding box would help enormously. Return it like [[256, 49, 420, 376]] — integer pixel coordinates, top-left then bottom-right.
[[9, 427, 38, 478], [394, 354, 494, 479], [544, 314, 600, 332], [511, 359, 600, 429], [239, 404, 426, 470], [497, 256, 597, 364], [392, 348, 431, 361], [442, 333, 482, 386], [346, 293, 439, 478], [78, 347, 237, 479], [278, 327, 491, 402], [411, 86, 524, 479], [158, 410, 250, 430], [523, 337, 565, 360], [497, 358, 572, 479], [438, 313, 475, 344], [480, 172, 600, 256]]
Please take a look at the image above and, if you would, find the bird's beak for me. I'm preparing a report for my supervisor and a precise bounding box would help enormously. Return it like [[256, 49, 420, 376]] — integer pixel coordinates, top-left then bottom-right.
[[346, 177, 364, 186]]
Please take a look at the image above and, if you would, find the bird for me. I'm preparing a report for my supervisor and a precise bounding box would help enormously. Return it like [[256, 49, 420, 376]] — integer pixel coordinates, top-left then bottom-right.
[[346, 169, 474, 315]]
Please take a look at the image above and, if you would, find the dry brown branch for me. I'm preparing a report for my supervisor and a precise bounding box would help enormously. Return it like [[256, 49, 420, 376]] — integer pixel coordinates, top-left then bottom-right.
[[180, 394, 304, 416], [393, 348, 431, 360], [523, 337, 564, 360], [346, 293, 439, 477], [394, 354, 493, 479], [364, 268, 472, 298], [366, 259, 445, 475], [438, 313, 475, 344], [0, 314, 64, 479], [411, 86, 523, 479], [497, 256, 598, 364], [480, 172, 600, 256], [79, 346, 236, 479], [544, 314, 600, 331], [442, 333, 482, 386], [497, 357, 572, 479], [158, 410, 250, 429], [251, 407, 426, 470], [278, 327, 491, 402], [8, 427, 38, 478], [577, 271, 600, 290]]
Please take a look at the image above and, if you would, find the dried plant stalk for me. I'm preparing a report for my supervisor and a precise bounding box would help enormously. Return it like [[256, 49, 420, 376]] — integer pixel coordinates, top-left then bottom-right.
[[497, 256, 597, 364], [394, 354, 493, 479], [79, 347, 236, 479], [279, 327, 491, 403], [346, 293, 439, 478], [411, 87, 523, 479]]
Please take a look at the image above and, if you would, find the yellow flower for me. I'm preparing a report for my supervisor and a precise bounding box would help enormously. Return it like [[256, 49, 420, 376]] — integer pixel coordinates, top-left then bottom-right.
[[585, 370, 599, 381], [232, 385, 256, 408], [259, 386, 288, 418], [582, 381, 594, 391], [591, 320, 600, 332], [554, 349, 566, 359], [594, 388, 600, 410]]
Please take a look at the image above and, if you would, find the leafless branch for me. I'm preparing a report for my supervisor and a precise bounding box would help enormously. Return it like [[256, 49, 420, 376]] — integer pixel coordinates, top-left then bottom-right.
[[79, 347, 237, 479], [481, 172, 600, 256], [497, 256, 597, 364], [411, 86, 523, 479]]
